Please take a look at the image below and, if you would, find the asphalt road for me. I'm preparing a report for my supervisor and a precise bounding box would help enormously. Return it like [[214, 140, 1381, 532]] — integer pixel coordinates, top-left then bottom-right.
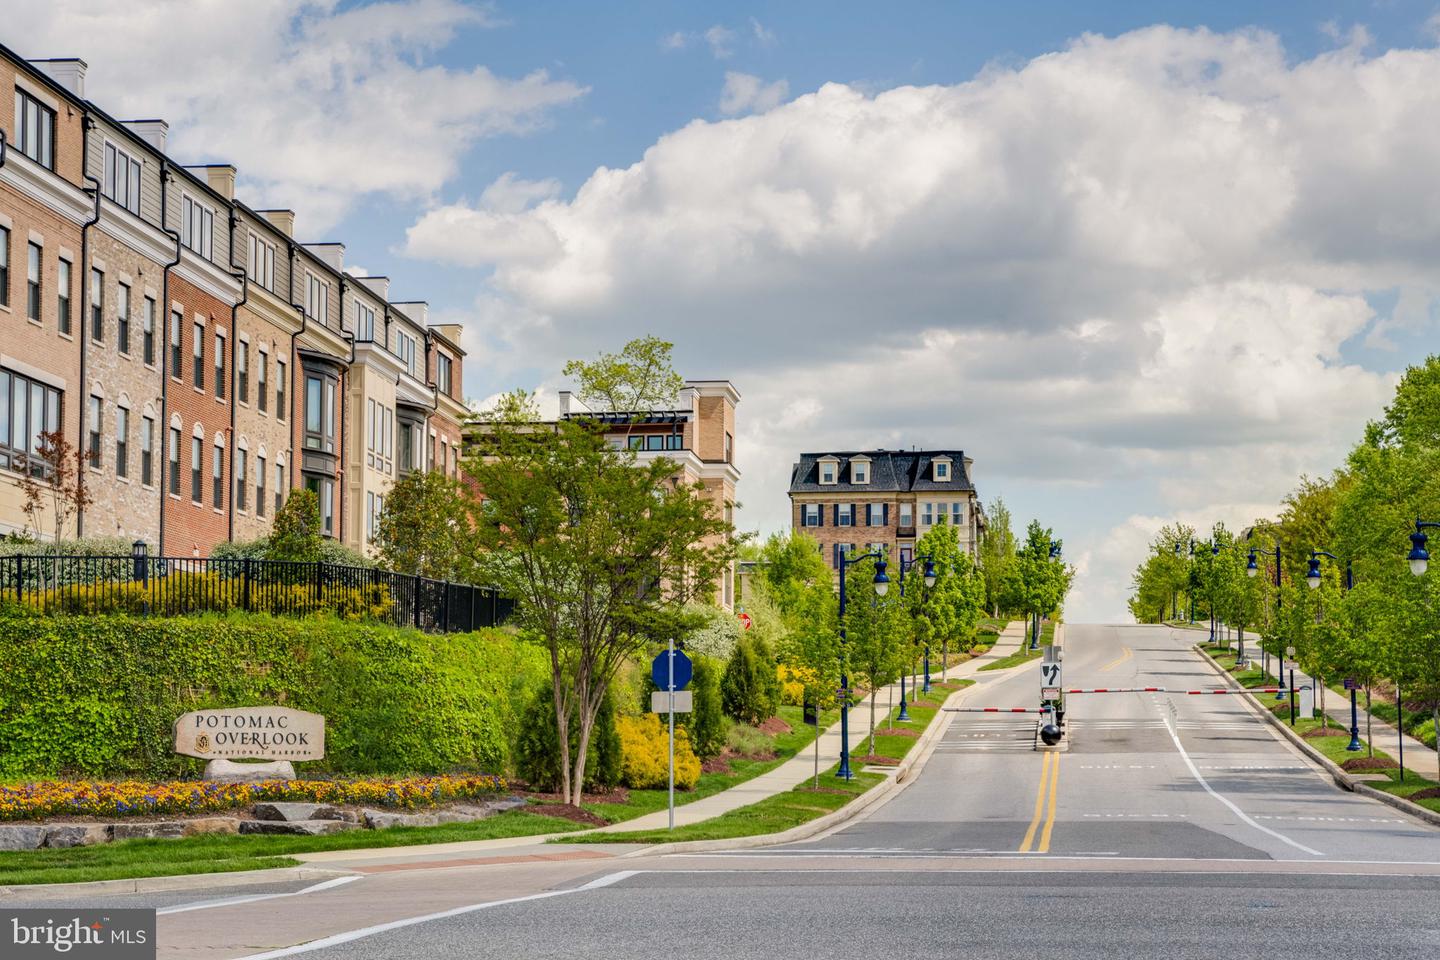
[[11, 625, 1440, 959]]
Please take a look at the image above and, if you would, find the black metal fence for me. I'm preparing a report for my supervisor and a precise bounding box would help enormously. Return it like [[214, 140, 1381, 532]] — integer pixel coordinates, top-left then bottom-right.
[[0, 550, 511, 633]]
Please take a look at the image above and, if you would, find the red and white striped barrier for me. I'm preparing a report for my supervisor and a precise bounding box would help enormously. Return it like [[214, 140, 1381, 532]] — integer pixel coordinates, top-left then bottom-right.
[[1062, 687, 1289, 695], [944, 707, 1047, 713]]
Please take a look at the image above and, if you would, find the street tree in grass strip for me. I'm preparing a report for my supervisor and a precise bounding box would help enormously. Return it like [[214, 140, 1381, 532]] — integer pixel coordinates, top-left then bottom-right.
[[468, 388, 737, 807], [1001, 520, 1073, 642], [910, 517, 985, 669], [978, 497, 1016, 618], [758, 530, 841, 721], [843, 554, 906, 756]]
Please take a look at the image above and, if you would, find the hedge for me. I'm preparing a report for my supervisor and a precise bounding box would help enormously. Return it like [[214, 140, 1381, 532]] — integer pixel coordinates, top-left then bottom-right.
[[0, 610, 548, 780]]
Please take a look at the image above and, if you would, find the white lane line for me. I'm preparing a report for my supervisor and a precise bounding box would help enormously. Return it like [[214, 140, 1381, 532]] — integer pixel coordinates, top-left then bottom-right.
[[1163, 718, 1323, 857], [157, 876, 361, 915], [232, 871, 640, 959]]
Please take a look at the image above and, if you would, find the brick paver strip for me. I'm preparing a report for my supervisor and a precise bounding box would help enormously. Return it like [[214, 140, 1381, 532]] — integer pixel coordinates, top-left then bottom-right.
[[353, 850, 614, 873]]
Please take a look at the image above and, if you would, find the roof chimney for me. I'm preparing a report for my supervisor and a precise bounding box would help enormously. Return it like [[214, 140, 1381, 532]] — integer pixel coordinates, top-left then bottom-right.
[[186, 164, 236, 201], [390, 301, 429, 325], [29, 58, 86, 97], [258, 210, 295, 238], [356, 275, 390, 300], [122, 119, 168, 153], [303, 243, 344, 273]]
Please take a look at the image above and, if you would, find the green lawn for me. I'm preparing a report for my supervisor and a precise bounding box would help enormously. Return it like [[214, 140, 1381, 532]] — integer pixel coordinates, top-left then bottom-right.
[[572, 680, 972, 844], [1203, 646, 1440, 815], [979, 620, 1052, 672], [0, 811, 581, 888]]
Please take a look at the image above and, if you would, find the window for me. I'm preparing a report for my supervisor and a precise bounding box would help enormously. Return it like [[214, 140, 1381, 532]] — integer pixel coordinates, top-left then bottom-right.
[[305, 475, 335, 536], [181, 194, 214, 259], [236, 448, 247, 512], [0, 226, 9, 307], [256, 455, 266, 517], [922, 502, 933, 526], [190, 436, 202, 502], [237, 341, 248, 404], [246, 233, 275, 292], [214, 333, 225, 399], [168, 426, 180, 495], [952, 502, 964, 526], [802, 503, 821, 527], [367, 491, 379, 542], [398, 421, 415, 472], [356, 302, 375, 341], [305, 272, 328, 322], [837, 503, 854, 527], [304, 372, 336, 452], [90, 268, 103, 342], [852, 461, 868, 484], [116, 282, 130, 354], [274, 461, 285, 515], [725, 431, 732, 463], [169, 310, 182, 376], [115, 405, 128, 478], [257, 350, 268, 412], [103, 141, 142, 215], [383, 408, 393, 474], [192, 322, 204, 388], [87, 395, 102, 466], [56, 258, 70, 334], [868, 502, 887, 527], [142, 297, 155, 364], [366, 399, 375, 467], [212, 442, 224, 508], [646, 435, 663, 451], [140, 415, 154, 486], [13, 89, 55, 169], [820, 461, 836, 484], [396, 330, 417, 377], [440, 438, 449, 473], [935, 459, 950, 481], [436, 353, 452, 395], [0, 369, 61, 476], [276, 360, 286, 419], [26, 242, 41, 321], [900, 502, 913, 527]]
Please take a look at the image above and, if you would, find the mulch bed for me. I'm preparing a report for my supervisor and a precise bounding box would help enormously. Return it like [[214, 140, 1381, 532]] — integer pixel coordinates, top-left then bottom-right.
[[1341, 756, 1399, 771], [852, 754, 900, 766], [877, 726, 920, 738], [1407, 787, 1440, 801], [702, 756, 733, 774], [758, 716, 793, 735], [522, 786, 631, 806], [524, 804, 610, 826], [909, 701, 940, 709], [1302, 727, 1349, 739]]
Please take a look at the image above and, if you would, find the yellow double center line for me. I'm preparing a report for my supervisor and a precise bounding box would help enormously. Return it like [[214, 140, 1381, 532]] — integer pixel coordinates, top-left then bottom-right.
[[1019, 750, 1061, 853], [1099, 646, 1133, 672]]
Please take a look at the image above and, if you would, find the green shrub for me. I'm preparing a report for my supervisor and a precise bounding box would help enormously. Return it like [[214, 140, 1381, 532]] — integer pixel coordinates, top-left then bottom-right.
[[514, 684, 624, 793], [680, 603, 742, 661], [211, 535, 376, 569], [0, 610, 546, 779], [724, 722, 772, 758], [721, 634, 780, 725], [686, 656, 725, 760]]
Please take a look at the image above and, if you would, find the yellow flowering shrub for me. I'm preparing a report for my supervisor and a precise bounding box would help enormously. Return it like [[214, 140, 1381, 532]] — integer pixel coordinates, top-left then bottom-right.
[[616, 714, 700, 790], [0, 774, 508, 821]]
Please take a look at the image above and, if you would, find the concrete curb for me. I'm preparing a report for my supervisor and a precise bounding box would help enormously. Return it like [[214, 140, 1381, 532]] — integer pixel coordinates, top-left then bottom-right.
[[1191, 643, 1440, 830], [0, 865, 357, 900], [618, 679, 977, 858]]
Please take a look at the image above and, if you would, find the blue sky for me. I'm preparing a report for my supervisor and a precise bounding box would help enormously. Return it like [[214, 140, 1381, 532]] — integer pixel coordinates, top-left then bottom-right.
[[12, 1, 1440, 620]]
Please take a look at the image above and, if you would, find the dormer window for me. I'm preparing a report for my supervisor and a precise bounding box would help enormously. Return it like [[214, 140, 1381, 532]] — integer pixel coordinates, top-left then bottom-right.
[[851, 457, 870, 484], [818, 457, 839, 485], [934, 458, 951, 481]]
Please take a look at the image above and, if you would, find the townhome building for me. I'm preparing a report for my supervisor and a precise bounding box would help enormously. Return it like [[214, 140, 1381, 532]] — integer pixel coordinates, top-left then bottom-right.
[[788, 450, 986, 572], [0, 56, 88, 538], [0, 41, 470, 558]]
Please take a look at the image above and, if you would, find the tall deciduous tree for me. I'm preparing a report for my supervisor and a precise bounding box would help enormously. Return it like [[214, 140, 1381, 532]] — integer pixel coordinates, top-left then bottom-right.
[[469, 348, 736, 807], [561, 335, 685, 416], [374, 470, 480, 581], [265, 488, 323, 564], [842, 554, 905, 756], [18, 430, 93, 551], [909, 518, 984, 669], [978, 497, 1016, 616], [758, 531, 840, 718]]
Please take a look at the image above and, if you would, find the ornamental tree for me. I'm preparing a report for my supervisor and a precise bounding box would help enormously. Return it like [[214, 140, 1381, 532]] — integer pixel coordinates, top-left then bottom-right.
[[374, 469, 480, 582]]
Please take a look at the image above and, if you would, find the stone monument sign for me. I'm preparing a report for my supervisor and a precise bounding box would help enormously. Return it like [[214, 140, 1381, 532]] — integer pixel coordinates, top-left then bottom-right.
[[174, 707, 326, 762]]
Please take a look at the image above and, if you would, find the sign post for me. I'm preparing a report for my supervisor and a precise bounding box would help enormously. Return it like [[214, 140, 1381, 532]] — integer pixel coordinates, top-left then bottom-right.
[[650, 643, 692, 830], [668, 638, 675, 830], [803, 701, 819, 788]]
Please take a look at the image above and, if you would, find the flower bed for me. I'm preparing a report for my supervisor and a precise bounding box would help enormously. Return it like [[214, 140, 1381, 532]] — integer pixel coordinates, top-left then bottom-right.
[[0, 774, 507, 822]]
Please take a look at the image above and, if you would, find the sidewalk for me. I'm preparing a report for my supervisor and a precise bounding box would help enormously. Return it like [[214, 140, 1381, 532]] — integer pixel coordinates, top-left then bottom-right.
[[1213, 632, 1439, 781], [589, 619, 1027, 833]]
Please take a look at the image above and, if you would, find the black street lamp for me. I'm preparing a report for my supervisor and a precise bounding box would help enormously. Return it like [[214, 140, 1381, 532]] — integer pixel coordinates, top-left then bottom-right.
[[837, 549, 890, 780], [1306, 549, 1358, 751], [898, 553, 937, 713], [1247, 543, 1287, 700]]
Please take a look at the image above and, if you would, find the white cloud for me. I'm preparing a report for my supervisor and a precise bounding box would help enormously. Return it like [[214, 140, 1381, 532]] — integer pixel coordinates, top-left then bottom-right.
[[660, 30, 689, 51], [750, 18, 777, 47], [704, 25, 737, 59], [405, 24, 1440, 620], [7, 0, 585, 232], [718, 72, 789, 115]]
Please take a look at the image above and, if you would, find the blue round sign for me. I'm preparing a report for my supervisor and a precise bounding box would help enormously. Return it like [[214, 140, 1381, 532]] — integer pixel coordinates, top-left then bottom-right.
[[651, 649, 692, 691]]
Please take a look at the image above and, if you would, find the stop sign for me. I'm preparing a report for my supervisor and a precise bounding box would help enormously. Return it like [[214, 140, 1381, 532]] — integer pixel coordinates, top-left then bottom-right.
[[737, 612, 753, 630]]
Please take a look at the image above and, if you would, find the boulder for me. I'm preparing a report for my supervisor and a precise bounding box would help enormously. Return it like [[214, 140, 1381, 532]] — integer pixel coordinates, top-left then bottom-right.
[[182, 818, 241, 837], [252, 802, 343, 823], [485, 796, 529, 815], [435, 806, 489, 825], [362, 809, 440, 830], [238, 819, 356, 836], [203, 758, 297, 782], [111, 821, 186, 841], [43, 824, 110, 848], [0, 825, 46, 851]]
